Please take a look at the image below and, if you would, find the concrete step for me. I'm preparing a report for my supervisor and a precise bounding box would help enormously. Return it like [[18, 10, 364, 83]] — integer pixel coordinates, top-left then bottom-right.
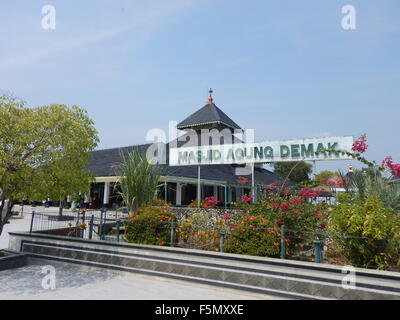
[[12, 234, 399, 300], [0, 250, 28, 271]]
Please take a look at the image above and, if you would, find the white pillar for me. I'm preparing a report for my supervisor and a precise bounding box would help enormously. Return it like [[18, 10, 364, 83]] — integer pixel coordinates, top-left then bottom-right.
[[197, 166, 201, 208], [213, 185, 218, 200], [103, 182, 110, 205], [176, 183, 182, 206]]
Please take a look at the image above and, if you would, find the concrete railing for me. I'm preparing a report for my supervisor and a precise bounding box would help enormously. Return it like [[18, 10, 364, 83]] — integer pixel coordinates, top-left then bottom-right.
[[7, 231, 400, 300]]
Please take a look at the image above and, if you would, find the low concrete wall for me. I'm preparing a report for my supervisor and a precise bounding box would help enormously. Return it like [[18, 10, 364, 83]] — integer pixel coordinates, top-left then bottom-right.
[[0, 250, 28, 271], [7, 232, 400, 300]]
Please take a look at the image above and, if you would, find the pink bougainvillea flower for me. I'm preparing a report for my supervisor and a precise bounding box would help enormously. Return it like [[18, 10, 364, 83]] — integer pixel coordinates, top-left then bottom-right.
[[289, 197, 302, 205], [382, 156, 400, 178], [352, 134, 368, 153], [237, 176, 249, 185], [279, 203, 291, 211], [223, 214, 231, 220], [204, 196, 219, 205], [298, 187, 321, 198], [240, 195, 254, 204], [269, 202, 279, 209]]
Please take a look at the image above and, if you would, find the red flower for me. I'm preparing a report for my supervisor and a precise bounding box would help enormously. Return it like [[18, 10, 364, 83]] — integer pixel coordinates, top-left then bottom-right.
[[315, 211, 324, 219], [269, 202, 279, 209], [237, 176, 249, 185], [352, 134, 368, 153], [240, 195, 254, 204], [289, 197, 302, 204], [204, 196, 219, 205], [298, 187, 321, 198], [279, 203, 291, 211], [382, 156, 400, 178]]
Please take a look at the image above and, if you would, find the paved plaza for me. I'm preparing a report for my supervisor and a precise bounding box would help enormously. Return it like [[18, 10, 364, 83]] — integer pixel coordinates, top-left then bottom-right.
[[0, 259, 282, 300], [0, 205, 119, 249], [0, 206, 282, 300]]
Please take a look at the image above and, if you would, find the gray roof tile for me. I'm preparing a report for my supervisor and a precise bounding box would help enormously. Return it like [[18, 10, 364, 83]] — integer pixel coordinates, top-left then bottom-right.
[[177, 103, 241, 130]]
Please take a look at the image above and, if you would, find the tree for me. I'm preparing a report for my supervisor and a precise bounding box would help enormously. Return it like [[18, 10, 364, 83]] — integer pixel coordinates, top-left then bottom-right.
[[339, 167, 400, 213], [0, 95, 99, 235], [273, 161, 313, 183], [315, 170, 335, 184], [115, 149, 161, 214]]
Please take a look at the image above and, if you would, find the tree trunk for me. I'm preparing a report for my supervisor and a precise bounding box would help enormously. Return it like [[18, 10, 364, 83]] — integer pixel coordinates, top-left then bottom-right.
[[59, 200, 64, 217], [0, 199, 14, 237]]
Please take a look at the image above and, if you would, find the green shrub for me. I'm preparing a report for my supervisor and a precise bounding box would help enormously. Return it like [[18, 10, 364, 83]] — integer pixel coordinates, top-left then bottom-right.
[[234, 192, 329, 254], [224, 214, 280, 257], [175, 210, 227, 251], [329, 195, 400, 269], [125, 206, 176, 246]]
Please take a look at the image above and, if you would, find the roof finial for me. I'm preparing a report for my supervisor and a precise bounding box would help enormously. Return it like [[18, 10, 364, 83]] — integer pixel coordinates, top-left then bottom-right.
[[208, 88, 214, 104]]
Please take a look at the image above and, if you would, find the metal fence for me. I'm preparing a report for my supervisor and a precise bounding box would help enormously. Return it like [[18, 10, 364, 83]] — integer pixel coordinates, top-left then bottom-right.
[[125, 220, 400, 270], [28, 207, 400, 271], [29, 209, 129, 242]]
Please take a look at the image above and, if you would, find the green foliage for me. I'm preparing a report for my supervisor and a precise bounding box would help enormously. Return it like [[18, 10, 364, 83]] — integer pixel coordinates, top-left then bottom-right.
[[115, 149, 161, 212], [175, 210, 225, 251], [340, 168, 400, 212], [235, 193, 329, 254], [125, 206, 176, 246], [315, 171, 335, 183], [0, 94, 99, 233], [273, 161, 313, 183], [224, 214, 280, 257], [328, 195, 400, 269]]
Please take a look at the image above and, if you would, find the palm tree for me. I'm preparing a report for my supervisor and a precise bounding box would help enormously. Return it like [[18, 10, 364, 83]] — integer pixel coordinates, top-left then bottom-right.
[[115, 149, 161, 214], [339, 168, 400, 212]]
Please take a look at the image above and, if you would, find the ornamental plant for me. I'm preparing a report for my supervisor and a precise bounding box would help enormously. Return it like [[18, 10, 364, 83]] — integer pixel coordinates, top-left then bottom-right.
[[234, 192, 329, 254], [175, 210, 225, 251], [328, 194, 400, 269], [240, 194, 254, 204], [224, 214, 281, 257], [188, 196, 220, 209], [352, 134, 368, 153], [237, 176, 249, 185], [115, 149, 161, 214], [382, 157, 400, 178], [125, 206, 177, 246]]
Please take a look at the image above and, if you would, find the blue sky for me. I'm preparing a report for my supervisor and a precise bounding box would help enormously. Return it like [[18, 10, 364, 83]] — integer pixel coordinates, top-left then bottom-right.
[[1, 0, 399, 173]]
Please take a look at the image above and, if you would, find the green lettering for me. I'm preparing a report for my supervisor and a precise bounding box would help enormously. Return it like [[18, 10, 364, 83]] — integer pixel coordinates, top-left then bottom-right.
[[316, 143, 325, 153], [178, 151, 188, 164], [227, 149, 235, 161], [291, 144, 300, 158], [235, 148, 244, 160], [264, 146, 273, 158], [280, 145, 290, 158], [254, 147, 263, 160], [188, 151, 196, 163], [301, 144, 314, 157]]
